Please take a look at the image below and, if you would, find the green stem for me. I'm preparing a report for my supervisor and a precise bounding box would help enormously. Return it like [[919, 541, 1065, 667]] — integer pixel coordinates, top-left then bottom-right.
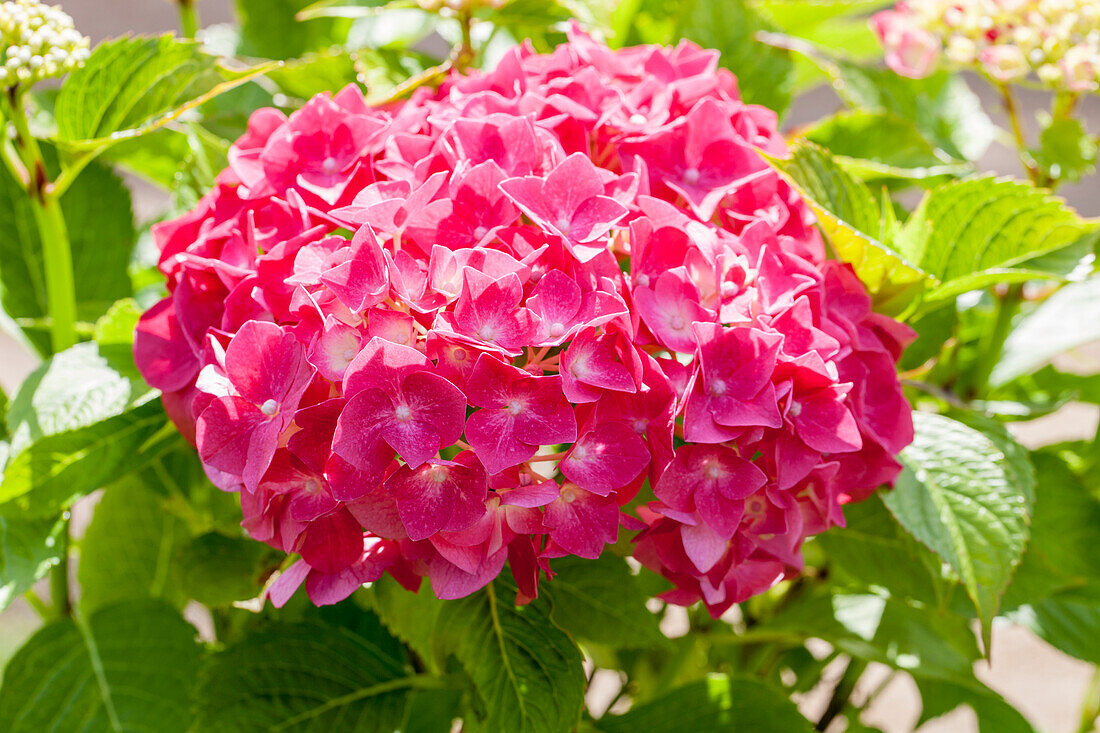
[[5, 87, 77, 619], [815, 657, 867, 732], [5, 88, 77, 353], [1078, 666, 1100, 733], [23, 588, 50, 619], [997, 83, 1042, 186], [454, 9, 475, 71], [178, 0, 200, 40], [963, 283, 1024, 400], [49, 518, 71, 619]]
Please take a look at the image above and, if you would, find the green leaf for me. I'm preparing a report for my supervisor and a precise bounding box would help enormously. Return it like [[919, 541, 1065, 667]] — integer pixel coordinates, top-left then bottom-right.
[[815, 496, 948, 606], [176, 531, 275, 606], [917, 678, 1035, 733], [92, 299, 142, 347], [615, 0, 794, 116], [369, 575, 446, 669], [196, 619, 414, 732], [265, 50, 360, 99], [900, 177, 1096, 303], [991, 275, 1100, 386], [883, 413, 1034, 646], [0, 398, 172, 518], [236, 0, 353, 59], [1033, 116, 1097, 184], [434, 578, 585, 733], [802, 110, 970, 183], [1011, 588, 1100, 666], [822, 61, 995, 162], [55, 35, 269, 149], [545, 554, 667, 649], [5, 341, 151, 451], [0, 514, 65, 612], [596, 674, 812, 732], [765, 141, 931, 314], [77, 476, 187, 613], [0, 149, 134, 351], [0, 599, 203, 733], [1003, 452, 1100, 608], [774, 590, 981, 679]]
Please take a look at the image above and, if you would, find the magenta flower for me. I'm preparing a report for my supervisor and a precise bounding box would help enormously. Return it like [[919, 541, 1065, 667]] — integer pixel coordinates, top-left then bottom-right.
[[654, 445, 767, 539], [464, 354, 577, 474], [621, 97, 767, 219], [499, 152, 631, 261], [683, 323, 782, 443], [332, 337, 466, 481], [560, 421, 649, 496], [195, 320, 314, 491], [384, 451, 489, 541], [136, 27, 915, 611]]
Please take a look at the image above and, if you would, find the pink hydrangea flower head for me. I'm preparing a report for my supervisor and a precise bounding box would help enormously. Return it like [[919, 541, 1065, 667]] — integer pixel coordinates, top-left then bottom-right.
[[135, 27, 914, 612]]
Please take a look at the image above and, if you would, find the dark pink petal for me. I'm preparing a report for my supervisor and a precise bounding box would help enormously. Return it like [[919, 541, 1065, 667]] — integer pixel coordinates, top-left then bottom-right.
[[465, 408, 537, 475], [295, 508, 363, 574], [319, 224, 389, 312], [134, 297, 198, 391], [343, 336, 429, 397], [428, 544, 509, 599], [196, 396, 283, 491], [386, 455, 488, 541], [792, 391, 862, 454], [542, 485, 619, 559], [560, 422, 649, 496], [267, 559, 309, 608]]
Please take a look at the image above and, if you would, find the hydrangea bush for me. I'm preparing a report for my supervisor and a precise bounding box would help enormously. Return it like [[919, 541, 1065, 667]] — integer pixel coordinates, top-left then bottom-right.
[[0, 1, 1098, 732]]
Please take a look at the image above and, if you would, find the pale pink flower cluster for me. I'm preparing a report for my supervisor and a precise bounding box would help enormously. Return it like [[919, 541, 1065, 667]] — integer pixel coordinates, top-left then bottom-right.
[[134, 26, 914, 614], [873, 0, 1100, 91]]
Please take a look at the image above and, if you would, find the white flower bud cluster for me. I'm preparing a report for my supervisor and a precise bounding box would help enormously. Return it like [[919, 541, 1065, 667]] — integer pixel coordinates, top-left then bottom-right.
[[874, 0, 1100, 91], [0, 0, 89, 89]]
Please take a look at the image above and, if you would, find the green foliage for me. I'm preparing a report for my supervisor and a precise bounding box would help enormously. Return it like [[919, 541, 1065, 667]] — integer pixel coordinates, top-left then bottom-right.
[[0, 514, 64, 612], [765, 141, 930, 314], [77, 476, 187, 613], [992, 275, 1100, 386], [55, 35, 266, 149], [916, 678, 1035, 733], [0, 343, 169, 518], [596, 674, 813, 732], [0, 600, 203, 733], [0, 149, 134, 349], [1033, 116, 1098, 184], [434, 578, 586, 733], [816, 60, 995, 162], [614, 0, 794, 115], [196, 617, 414, 731], [545, 554, 667, 649], [897, 177, 1096, 303], [176, 531, 275, 607], [816, 497, 947, 607], [801, 110, 970, 183], [236, 0, 354, 59], [885, 413, 1035, 646]]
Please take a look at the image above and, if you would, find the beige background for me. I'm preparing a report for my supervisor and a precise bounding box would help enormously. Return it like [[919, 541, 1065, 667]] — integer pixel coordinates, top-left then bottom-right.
[[0, 2, 1097, 731]]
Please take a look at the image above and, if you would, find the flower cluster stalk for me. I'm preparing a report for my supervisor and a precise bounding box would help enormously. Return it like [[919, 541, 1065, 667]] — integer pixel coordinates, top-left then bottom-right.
[[1, 76, 77, 620]]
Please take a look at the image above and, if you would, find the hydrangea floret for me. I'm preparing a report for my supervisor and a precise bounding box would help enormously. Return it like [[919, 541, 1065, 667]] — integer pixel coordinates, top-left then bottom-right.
[[873, 0, 1100, 91], [0, 0, 89, 89], [135, 24, 914, 615]]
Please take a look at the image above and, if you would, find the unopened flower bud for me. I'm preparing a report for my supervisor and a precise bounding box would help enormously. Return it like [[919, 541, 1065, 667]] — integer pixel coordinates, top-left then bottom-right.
[[0, 0, 89, 89]]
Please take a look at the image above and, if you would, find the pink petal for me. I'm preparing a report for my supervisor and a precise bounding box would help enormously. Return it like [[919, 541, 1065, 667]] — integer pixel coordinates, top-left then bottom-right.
[[560, 421, 649, 496]]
